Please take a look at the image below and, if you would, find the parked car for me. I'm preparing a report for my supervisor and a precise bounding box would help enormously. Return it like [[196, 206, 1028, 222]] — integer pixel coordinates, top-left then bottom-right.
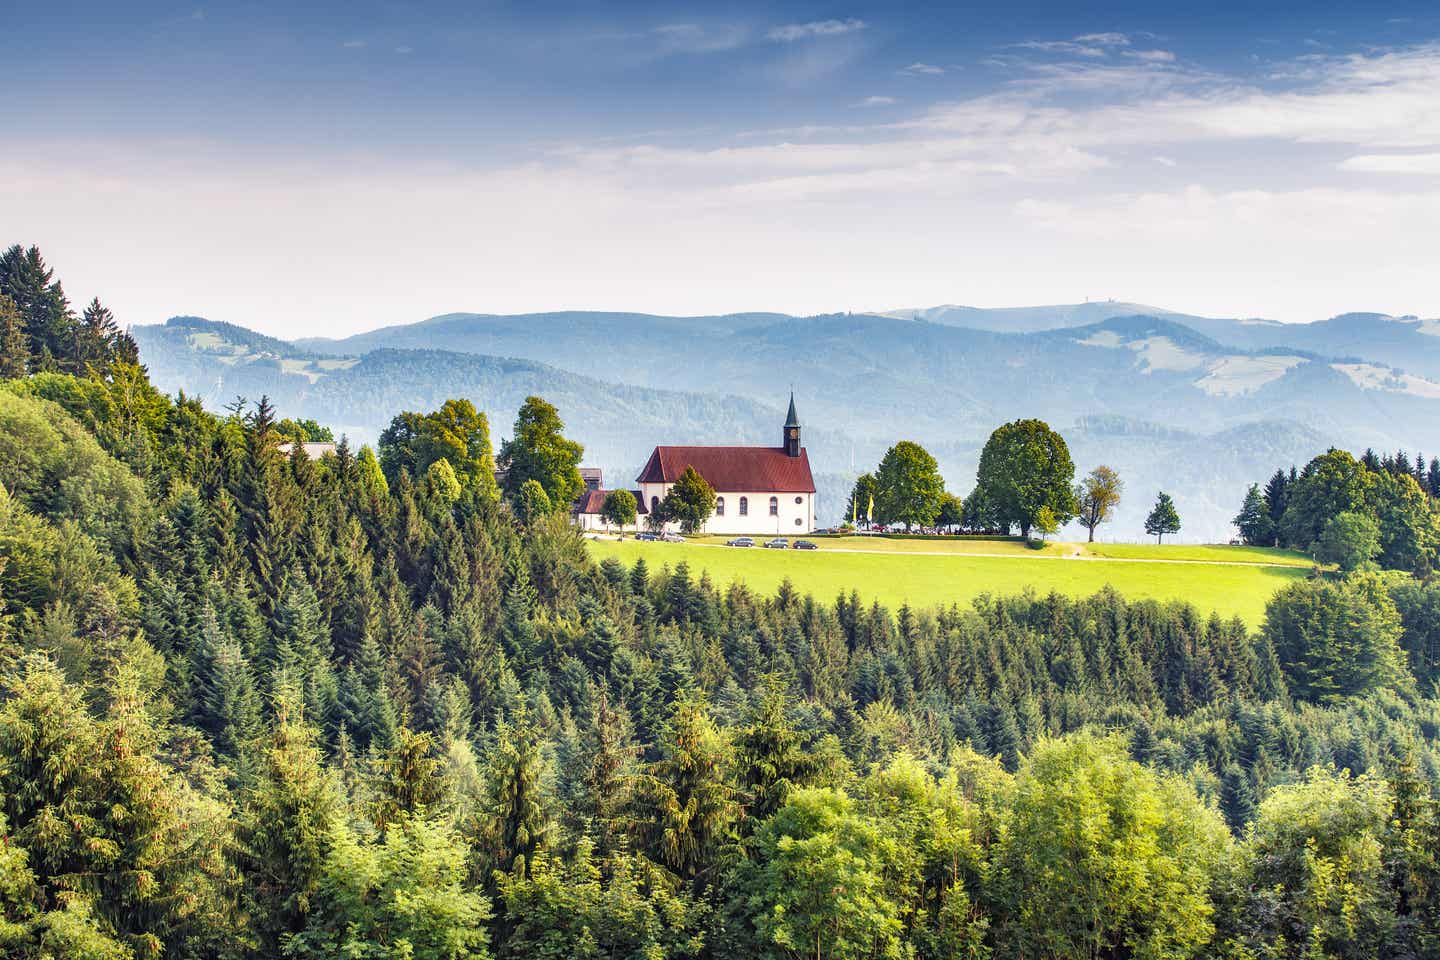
[[661, 532, 684, 543], [792, 540, 818, 550], [726, 537, 755, 547], [764, 538, 788, 549], [635, 532, 659, 541]]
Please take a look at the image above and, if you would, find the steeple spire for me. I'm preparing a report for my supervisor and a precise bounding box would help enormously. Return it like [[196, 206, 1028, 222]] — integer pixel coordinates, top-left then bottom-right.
[[783, 392, 801, 457]]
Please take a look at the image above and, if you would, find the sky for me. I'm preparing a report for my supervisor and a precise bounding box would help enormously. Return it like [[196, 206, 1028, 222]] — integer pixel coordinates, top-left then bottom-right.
[[3, 0, 1440, 337]]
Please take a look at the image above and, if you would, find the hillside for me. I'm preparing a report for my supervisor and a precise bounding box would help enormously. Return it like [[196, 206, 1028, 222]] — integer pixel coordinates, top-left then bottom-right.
[[132, 308, 1440, 539]]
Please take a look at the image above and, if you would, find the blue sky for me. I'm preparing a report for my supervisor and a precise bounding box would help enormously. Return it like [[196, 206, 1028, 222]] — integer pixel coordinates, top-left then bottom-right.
[[4, 1, 1440, 335]]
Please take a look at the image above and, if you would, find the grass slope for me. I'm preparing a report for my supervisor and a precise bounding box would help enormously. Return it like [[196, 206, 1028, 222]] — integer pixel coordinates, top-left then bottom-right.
[[588, 539, 1309, 626]]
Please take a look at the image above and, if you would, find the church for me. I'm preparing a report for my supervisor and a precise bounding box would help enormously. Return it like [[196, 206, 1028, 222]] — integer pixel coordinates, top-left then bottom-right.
[[575, 395, 816, 535]]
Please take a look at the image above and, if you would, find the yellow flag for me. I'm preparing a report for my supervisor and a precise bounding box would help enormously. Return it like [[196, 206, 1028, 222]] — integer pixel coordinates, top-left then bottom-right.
[[867, 493, 874, 522]]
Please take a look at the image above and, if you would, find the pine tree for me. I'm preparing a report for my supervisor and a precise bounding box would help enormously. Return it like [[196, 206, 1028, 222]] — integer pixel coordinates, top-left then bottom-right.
[[1144, 491, 1182, 544], [0, 293, 30, 379], [236, 690, 342, 956], [1234, 483, 1275, 546], [372, 726, 448, 829], [475, 715, 551, 885]]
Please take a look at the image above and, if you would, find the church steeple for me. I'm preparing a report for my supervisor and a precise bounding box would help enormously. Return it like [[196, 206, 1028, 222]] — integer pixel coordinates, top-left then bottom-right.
[[783, 392, 801, 457]]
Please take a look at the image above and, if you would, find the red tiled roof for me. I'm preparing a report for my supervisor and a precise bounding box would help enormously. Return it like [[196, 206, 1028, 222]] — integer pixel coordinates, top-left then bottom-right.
[[575, 489, 647, 515], [637, 446, 815, 493]]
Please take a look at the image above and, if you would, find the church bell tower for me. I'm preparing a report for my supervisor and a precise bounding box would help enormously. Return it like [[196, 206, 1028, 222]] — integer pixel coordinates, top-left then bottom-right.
[[783, 392, 801, 457]]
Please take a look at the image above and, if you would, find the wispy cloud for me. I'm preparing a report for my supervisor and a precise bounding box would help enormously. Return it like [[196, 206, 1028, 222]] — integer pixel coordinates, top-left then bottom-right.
[[1127, 49, 1176, 63], [342, 39, 367, 49], [1340, 152, 1440, 174], [854, 95, 898, 107], [1014, 32, 1133, 58], [652, 22, 750, 54], [394, 45, 412, 55], [767, 18, 867, 42], [899, 62, 946, 76]]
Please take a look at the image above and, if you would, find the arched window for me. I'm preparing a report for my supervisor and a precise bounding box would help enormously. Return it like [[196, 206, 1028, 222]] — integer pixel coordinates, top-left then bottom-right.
[[769, 496, 779, 516], [739, 496, 748, 516], [651, 496, 659, 514], [715, 496, 725, 516]]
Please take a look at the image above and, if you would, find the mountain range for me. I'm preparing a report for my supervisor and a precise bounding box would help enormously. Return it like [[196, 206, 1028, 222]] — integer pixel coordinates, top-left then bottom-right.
[[130, 303, 1440, 540]]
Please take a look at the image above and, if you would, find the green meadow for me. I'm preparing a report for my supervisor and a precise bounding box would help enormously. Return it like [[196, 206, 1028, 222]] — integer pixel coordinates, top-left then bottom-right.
[[587, 538, 1313, 626]]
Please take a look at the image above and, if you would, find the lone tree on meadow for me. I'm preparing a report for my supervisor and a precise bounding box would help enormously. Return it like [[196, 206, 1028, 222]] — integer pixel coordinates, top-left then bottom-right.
[[661, 466, 717, 534], [974, 418, 1077, 538], [1075, 465, 1123, 542], [1145, 492, 1181, 544], [499, 395, 585, 514], [600, 489, 638, 534], [874, 441, 945, 530]]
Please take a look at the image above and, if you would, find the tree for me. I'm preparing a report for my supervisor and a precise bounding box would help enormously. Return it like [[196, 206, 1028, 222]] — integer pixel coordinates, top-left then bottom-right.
[[1217, 768, 1395, 960], [0, 293, 29, 379], [660, 465, 716, 534], [992, 734, 1229, 960], [1264, 468, 1292, 545], [846, 472, 879, 525], [289, 817, 493, 960], [499, 396, 584, 514], [1314, 510, 1381, 572], [1280, 449, 1372, 550], [516, 478, 552, 523], [1263, 576, 1408, 703], [1234, 483, 1275, 546], [379, 399, 498, 499], [742, 787, 904, 960], [1075, 465, 1123, 542], [475, 717, 550, 882], [936, 491, 964, 531], [600, 489, 638, 533], [973, 419, 1077, 538], [1145, 491, 1181, 543], [874, 441, 945, 530], [1032, 505, 1058, 542]]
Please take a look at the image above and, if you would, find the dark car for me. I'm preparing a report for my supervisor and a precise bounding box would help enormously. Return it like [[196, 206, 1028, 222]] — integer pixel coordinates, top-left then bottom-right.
[[660, 532, 684, 543], [792, 540, 818, 550], [764, 538, 789, 549], [726, 537, 755, 547], [635, 532, 660, 541]]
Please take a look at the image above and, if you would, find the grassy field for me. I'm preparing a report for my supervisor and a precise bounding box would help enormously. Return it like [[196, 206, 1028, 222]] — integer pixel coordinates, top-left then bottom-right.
[[1082, 542, 1315, 566], [588, 539, 1311, 626]]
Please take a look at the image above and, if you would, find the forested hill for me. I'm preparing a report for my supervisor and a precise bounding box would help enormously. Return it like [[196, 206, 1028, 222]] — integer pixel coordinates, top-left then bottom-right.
[[4, 257, 1440, 958]]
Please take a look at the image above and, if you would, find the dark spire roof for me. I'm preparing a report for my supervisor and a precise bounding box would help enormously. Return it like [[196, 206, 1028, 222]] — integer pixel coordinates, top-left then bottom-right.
[[785, 392, 800, 428]]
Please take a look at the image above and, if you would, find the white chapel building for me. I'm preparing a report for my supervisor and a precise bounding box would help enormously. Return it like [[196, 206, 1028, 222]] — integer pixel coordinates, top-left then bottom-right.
[[576, 395, 816, 535]]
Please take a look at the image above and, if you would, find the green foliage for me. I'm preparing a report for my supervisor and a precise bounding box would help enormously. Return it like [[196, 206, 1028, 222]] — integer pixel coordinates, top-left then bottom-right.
[[660, 466, 716, 535], [846, 472, 879, 523], [600, 489, 638, 530], [1264, 576, 1409, 704], [874, 440, 945, 529], [499, 396, 584, 514], [380, 398, 499, 500], [289, 816, 493, 960], [1145, 491, 1181, 543], [1234, 482, 1275, 546], [973, 418, 1077, 537], [1075, 464, 1123, 541], [992, 734, 1229, 960], [1314, 510, 1381, 572]]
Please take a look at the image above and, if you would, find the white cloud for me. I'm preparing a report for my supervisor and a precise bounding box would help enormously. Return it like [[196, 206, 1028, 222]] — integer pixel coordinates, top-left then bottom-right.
[[899, 62, 945, 76], [394, 45, 412, 54], [342, 39, 366, 49], [1340, 152, 1440, 174], [1127, 49, 1176, 62], [1074, 32, 1131, 46], [1154, 155, 1178, 167], [767, 18, 867, 42], [652, 22, 750, 53], [854, 95, 898, 107]]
